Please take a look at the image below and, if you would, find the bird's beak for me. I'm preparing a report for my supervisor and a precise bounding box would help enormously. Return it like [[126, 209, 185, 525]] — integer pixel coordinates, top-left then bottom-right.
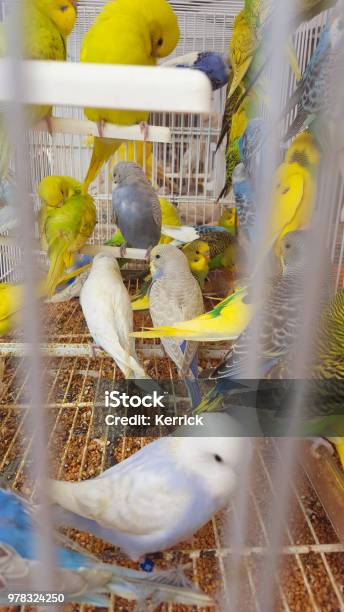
[[204, 251, 210, 260]]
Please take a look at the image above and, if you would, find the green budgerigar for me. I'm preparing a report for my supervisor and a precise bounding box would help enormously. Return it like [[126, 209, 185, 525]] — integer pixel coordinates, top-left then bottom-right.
[[39, 181, 96, 297]]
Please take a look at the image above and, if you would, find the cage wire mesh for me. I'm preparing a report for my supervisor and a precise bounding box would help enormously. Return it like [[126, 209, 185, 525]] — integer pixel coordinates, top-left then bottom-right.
[[0, 0, 344, 611]]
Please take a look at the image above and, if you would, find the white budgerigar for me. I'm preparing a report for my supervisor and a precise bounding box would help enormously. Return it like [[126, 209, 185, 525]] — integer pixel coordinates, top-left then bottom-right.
[[80, 253, 148, 379], [50, 413, 247, 563]]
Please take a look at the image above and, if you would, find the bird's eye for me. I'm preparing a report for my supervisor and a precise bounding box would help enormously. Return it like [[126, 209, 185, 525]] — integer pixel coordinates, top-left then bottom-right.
[[285, 243, 291, 249], [60, 5, 69, 11], [155, 254, 161, 259], [214, 454, 223, 463], [157, 38, 164, 47], [196, 250, 200, 255]]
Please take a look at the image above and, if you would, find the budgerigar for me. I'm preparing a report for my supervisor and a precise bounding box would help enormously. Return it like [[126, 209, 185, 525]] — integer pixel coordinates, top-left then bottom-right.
[[282, 17, 344, 142], [38, 175, 83, 249], [50, 413, 247, 563], [264, 131, 320, 259], [161, 223, 232, 244], [232, 163, 256, 240], [308, 289, 344, 470], [181, 240, 210, 288], [196, 231, 312, 412], [148, 245, 204, 406], [46, 254, 93, 304], [80, 0, 180, 191], [0, 0, 76, 128], [39, 178, 96, 297], [131, 239, 210, 311], [0, 173, 16, 234], [264, 289, 344, 470], [80, 254, 149, 379], [106, 195, 180, 249], [163, 51, 231, 90], [132, 284, 252, 342], [218, 91, 259, 196], [0, 489, 212, 608], [242, 0, 335, 104], [112, 161, 162, 255], [0, 283, 22, 337], [238, 117, 269, 186]]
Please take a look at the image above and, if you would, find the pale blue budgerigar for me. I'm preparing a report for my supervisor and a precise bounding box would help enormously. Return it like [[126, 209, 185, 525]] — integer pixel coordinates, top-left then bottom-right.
[[162, 51, 231, 91], [112, 161, 162, 256], [232, 163, 256, 240], [49, 413, 247, 565], [282, 16, 344, 142], [148, 244, 204, 406], [197, 231, 316, 412], [0, 488, 213, 608]]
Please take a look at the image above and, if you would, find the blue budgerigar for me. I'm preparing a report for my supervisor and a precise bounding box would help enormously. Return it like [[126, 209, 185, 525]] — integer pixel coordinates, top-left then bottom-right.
[[0, 488, 213, 608], [282, 16, 344, 142], [232, 163, 256, 239], [163, 51, 231, 91]]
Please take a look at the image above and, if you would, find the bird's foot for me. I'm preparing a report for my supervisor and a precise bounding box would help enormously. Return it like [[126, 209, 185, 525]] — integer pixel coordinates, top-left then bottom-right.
[[309, 437, 334, 459], [119, 242, 128, 258], [139, 121, 149, 141], [88, 342, 100, 359], [96, 120, 106, 138], [139, 556, 154, 572]]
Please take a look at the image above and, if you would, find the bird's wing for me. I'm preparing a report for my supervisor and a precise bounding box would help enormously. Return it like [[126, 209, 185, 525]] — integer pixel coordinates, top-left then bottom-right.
[[267, 165, 305, 250], [52, 443, 190, 536]]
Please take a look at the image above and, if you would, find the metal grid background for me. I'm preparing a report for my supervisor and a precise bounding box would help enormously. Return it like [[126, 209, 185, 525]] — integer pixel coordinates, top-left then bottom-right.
[[0, 2, 344, 611], [1, 297, 344, 611]]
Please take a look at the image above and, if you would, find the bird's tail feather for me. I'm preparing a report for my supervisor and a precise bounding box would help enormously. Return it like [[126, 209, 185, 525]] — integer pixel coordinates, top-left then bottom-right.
[[45, 239, 71, 297], [185, 378, 202, 408], [194, 386, 223, 414], [83, 137, 120, 193], [282, 109, 307, 143]]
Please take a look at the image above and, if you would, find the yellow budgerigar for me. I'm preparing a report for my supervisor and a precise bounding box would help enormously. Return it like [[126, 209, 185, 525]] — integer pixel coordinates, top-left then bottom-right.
[[109, 141, 166, 187], [80, 0, 180, 191], [132, 285, 252, 341], [266, 131, 321, 258], [0, 0, 77, 127], [38, 177, 96, 297], [0, 283, 23, 337], [38, 175, 83, 251], [159, 197, 182, 244]]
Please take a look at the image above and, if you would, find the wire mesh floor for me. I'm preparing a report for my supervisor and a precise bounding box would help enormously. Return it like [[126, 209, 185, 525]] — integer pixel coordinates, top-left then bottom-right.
[[0, 290, 344, 612]]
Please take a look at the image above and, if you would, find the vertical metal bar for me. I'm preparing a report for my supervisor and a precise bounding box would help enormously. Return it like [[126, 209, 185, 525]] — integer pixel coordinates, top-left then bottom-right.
[[4, 0, 58, 601]]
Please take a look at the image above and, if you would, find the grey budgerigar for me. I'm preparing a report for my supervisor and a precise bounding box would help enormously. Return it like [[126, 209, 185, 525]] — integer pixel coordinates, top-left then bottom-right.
[[112, 161, 162, 254], [148, 244, 204, 405]]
